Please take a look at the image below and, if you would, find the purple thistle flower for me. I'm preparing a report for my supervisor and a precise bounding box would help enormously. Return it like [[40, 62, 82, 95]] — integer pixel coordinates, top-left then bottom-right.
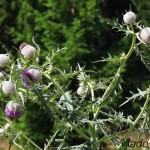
[[5, 108, 22, 118], [5, 101, 23, 118], [20, 70, 33, 88]]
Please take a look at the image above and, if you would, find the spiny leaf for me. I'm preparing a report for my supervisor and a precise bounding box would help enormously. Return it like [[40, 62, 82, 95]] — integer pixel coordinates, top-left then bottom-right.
[[119, 88, 149, 107], [134, 44, 150, 71], [99, 16, 132, 35]]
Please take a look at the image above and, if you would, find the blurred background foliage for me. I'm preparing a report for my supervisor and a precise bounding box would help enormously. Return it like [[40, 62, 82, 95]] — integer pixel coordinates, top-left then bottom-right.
[[0, 0, 150, 148]]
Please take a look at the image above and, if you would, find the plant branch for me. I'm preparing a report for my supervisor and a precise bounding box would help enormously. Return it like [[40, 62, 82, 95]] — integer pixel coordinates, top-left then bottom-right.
[[93, 26, 136, 120], [118, 93, 150, 149], [21, 134, 42, 150], [43, 74, 90, 140]]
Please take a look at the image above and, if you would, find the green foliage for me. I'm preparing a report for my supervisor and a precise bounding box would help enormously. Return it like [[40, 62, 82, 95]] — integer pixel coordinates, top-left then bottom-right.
[[0, 0, 150, 149], [131, 0, 150, 26], [5, 0, 103, 69]]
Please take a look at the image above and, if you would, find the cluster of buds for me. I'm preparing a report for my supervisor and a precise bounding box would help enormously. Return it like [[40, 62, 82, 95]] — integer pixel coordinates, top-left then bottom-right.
[[0, 43, 42, 119], [19, 43, 42, 88], [123, 11, 150, 44]]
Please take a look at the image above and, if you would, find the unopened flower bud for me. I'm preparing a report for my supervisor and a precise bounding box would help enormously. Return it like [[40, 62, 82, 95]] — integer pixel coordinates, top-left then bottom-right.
[[140, 27, 150, 44], [5, 101, 23, 118], [20, 69, 41, 88], [20, 70, 33, 88], [19, 43, 37, 58], [0, 54, 9, 68], [28, 69, 42, 82], [123, 11, 136, 24], [1, 81, 15, 95], [77, 87, 85, 96], [19, 43, 28, 50]]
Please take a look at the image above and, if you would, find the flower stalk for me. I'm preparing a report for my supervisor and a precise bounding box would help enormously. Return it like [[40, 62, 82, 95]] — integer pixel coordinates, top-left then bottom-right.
[[118, 92, 150, 149], [21, 134, 42, 150], [42, 74, 90, 140], [94, 26, 136, 120]]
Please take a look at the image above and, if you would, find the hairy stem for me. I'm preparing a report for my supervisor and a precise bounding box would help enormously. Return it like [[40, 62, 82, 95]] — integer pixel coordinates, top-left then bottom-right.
[[21, 71, 89, 140], [8, 141, 12, 150], [22, 134, 42, 150], [118, 93, 150, 149], [43, 74, 90, 140], [94, 27, 136, 120], [89, 124, 98, 150]]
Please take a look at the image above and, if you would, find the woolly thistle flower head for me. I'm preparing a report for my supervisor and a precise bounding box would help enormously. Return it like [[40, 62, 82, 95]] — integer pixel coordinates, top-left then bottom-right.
[[77, 87, 85, 96], [0, 54, 9, 68], [20, 70, 33, 88], [1, 81, 16, 95], [140, 27, 150, 44], [20, 69, 41, 88], [28, 68, 42, 83], [123, 11, 136, 24], [19, 43, 37, 58], [5, 101, 24, 118]]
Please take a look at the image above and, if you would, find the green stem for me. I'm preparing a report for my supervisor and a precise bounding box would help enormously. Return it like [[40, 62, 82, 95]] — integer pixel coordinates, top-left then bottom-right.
[[69, 122, 89, 140], [94, 27, 136, 120], [8, 141, 12, 150], [21, 71, 89, 141], [89, 124, 98, 150], [21, 71, 53, 117], [118, 94, 150, 149], [43, 74, 90, 140], [88, 83, 98, 149], [21, 134, 42, 150]]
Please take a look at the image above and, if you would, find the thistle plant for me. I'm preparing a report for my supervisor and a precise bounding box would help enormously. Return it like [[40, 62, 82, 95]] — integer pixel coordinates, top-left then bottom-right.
[[0, 10, 150, 150]]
